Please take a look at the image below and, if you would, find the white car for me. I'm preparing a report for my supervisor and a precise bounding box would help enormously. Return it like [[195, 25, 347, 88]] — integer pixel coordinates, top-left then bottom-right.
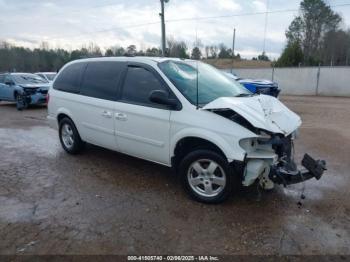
[[35, 72, 57, 83], [47, 57, 326, 203]]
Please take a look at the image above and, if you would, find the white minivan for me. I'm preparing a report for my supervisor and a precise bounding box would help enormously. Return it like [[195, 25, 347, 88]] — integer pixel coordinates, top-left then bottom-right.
[[47, 57, 326, 203]]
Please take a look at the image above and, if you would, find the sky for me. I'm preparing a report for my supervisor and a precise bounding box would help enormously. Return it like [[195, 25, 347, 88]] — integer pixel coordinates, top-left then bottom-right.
[[0, 0, 350, 59]]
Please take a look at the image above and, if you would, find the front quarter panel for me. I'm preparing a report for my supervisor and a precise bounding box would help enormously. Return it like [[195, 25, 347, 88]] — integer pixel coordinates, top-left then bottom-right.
[[170, 107, 258, 162]]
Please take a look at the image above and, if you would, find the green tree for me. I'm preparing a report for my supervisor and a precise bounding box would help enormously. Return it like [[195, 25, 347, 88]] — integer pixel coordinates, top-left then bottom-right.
[[105, 49, 114, 57], [322, 30, 350, 65], [127, 45, 137, 55], [145, 47, 162, 57], [258, 52, 270, 61], [218, 44, 230, 58], [191, 47, 201, 60], [167, 38, 189, 58], [276, 41, 304, 67], [285, 0, 342, 65]]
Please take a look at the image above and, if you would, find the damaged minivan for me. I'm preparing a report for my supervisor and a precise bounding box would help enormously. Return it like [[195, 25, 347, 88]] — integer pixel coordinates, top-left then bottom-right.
[[48, 57, 326, 203]]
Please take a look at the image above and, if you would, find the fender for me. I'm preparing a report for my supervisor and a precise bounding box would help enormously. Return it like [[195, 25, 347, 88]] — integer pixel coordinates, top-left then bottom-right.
[[170, 127, 247, 162], [13, 86, 24, 98], [56, 107, 76, 125]]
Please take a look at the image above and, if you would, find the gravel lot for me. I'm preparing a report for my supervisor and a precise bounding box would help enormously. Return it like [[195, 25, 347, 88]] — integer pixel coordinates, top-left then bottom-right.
[[0, 96, 349, 255]]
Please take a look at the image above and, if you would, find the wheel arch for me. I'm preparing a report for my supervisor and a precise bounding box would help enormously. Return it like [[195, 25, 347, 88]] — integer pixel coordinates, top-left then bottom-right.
[[56, 108, 75, 125], [170, 128, 245, 168]]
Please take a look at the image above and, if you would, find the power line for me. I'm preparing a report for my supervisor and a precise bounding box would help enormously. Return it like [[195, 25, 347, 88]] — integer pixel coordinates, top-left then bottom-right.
[[166, 3, 350, 23], [4, 3, 350, 43]]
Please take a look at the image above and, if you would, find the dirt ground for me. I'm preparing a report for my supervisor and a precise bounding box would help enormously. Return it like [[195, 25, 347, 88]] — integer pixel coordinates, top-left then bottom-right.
[[0, 96, 349, 255]]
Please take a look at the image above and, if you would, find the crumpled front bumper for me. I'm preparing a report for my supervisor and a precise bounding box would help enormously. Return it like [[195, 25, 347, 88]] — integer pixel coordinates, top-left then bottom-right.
[[25, 93, 47, 105], [269, 153, 327, 186]]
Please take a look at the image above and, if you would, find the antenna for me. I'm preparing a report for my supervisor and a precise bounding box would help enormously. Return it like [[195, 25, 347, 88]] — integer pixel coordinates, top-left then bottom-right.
[[231, 28, 236, 74], [263, 0, 269, 54], [195, 16, 199, 110], [196, 61, 199, 109]]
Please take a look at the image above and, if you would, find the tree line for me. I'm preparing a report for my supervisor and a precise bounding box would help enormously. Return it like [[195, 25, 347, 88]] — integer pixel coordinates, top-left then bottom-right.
[[276, 0, 350, 67], [0, 37, 244, 73]]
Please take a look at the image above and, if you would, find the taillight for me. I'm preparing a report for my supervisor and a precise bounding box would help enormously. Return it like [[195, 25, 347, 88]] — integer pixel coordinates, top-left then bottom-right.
[[46, 93, 50, 104]]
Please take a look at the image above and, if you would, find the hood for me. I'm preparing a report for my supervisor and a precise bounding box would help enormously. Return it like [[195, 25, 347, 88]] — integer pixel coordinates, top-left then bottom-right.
[[203, 95, 301, 135], [20, 84, 50, 89]]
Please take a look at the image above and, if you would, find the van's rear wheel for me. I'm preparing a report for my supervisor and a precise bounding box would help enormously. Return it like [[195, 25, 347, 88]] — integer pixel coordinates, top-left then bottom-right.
[[179, 150, 234, 203], [59, 117, 84, 154]]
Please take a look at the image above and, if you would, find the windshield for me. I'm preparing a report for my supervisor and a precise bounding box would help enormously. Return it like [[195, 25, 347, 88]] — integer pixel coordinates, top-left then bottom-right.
[[158, 60, 250, 105], [13, 74, 49, 84], [44, 73, 56, 81]]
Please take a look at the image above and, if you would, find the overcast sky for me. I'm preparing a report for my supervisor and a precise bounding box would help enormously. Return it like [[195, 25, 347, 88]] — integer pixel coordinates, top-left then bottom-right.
[[0, 0, 350, 59]]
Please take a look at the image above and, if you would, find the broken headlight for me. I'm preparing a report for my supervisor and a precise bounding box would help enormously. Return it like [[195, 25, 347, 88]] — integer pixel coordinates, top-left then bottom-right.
[[239, 138, 258, 153]]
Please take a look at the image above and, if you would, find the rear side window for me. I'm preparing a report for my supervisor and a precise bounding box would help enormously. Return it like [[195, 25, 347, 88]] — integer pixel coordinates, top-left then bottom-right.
[[121, 66, 166, 106], [0, 74, 5, 83], [53, 62, 86, 93], [80, 62, 124, 101]]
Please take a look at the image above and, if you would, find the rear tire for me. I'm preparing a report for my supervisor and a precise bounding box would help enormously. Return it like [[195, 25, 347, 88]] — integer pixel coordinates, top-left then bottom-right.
[[59, 117, 84, 154], [179, 149, 236, 203]]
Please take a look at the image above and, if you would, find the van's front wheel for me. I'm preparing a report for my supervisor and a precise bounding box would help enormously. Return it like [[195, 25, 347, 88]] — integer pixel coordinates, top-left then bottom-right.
[[179, 150, 234, 203]]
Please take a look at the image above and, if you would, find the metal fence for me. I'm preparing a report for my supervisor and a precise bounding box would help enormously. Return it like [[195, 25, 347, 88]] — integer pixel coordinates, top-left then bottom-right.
[[223, 66, 350, 97]]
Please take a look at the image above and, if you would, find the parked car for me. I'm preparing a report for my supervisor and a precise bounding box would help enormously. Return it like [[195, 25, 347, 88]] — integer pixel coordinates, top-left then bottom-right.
[[35, 72, 57, 83], [0, 72, 50, 110], [47, 57, 326, 203], [224, 71, 280, 97]]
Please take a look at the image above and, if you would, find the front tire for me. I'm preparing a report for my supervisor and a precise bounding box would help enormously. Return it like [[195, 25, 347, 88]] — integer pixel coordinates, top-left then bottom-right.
[[179, 150, 235, 203], [16, 93, 28, 111], [59, 117, 84, 154]]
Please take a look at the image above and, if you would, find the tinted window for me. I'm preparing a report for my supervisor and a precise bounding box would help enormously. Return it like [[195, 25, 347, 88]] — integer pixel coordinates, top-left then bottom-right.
[[122, 66, 166, 105], [53, 62, 86, 93], [0, 74, 5, 84], [4, 75, 13, 85], [80, 62, 124, 100]]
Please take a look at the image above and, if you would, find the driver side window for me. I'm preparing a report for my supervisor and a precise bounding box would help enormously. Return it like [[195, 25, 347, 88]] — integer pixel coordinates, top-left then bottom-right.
[[121, 66, 167, 107], [4, 75, 14, 86]]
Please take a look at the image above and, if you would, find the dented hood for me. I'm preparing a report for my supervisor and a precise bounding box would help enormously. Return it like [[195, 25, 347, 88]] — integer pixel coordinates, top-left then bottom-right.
[[203, 94, 301, 135]]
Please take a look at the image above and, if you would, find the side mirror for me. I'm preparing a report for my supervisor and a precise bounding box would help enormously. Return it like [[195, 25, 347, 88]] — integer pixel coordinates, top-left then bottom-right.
[[5, 80, 14, 86], [149, 90, 179, 109]]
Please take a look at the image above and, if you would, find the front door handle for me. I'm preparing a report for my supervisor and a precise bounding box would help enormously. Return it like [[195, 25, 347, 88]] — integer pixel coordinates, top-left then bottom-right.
[[101, 110, 112, 118], [115, 112, 127, 121]]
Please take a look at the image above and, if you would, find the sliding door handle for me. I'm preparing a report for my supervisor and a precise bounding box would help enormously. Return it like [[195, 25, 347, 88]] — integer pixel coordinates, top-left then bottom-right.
[[101, 110, 112, 118], [115, 112, 127, 121]]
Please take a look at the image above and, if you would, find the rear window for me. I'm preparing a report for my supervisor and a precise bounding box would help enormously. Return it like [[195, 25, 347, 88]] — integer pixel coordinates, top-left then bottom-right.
[[53, 62, 86, 93], [80, 61, 124, 101]]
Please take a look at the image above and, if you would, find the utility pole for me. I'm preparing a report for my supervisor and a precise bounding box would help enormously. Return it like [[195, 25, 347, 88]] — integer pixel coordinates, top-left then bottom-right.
[[159, 0, 169, 57], [262, 0, 269, 54], [231, 28, 236, 74]]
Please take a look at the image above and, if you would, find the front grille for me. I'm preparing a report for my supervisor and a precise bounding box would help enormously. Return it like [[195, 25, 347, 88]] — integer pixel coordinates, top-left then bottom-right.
[[24, 88, 37, 95]]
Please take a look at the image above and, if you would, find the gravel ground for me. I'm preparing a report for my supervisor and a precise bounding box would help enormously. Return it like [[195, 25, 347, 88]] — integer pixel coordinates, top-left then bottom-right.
[[0, 96, 349, 255]]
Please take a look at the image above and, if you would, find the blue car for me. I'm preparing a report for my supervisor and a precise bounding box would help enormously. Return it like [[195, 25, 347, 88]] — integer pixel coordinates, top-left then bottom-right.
[[0, 73, 50, 110], [224, 72, 280, 97]]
